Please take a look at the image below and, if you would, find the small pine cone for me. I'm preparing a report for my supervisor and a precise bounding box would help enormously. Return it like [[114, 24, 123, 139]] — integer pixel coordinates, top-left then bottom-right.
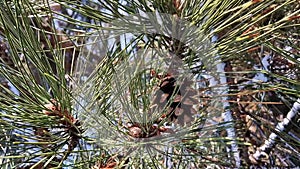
[[128, 126, 143, 138]]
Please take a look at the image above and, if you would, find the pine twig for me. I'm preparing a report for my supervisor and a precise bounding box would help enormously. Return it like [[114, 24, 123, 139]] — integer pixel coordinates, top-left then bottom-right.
[[253, 99, 300, 160]]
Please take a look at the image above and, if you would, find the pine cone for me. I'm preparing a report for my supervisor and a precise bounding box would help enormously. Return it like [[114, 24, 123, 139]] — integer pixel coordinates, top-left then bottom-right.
[[151, 69, 198, 126]]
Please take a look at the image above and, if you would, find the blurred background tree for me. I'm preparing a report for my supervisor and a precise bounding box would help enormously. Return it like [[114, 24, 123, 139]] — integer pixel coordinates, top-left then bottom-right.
[[0, 0, 299, 168]]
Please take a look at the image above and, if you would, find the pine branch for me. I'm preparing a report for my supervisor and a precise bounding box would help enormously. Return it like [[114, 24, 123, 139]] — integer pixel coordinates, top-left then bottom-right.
[[217, 59, 241, 167]]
